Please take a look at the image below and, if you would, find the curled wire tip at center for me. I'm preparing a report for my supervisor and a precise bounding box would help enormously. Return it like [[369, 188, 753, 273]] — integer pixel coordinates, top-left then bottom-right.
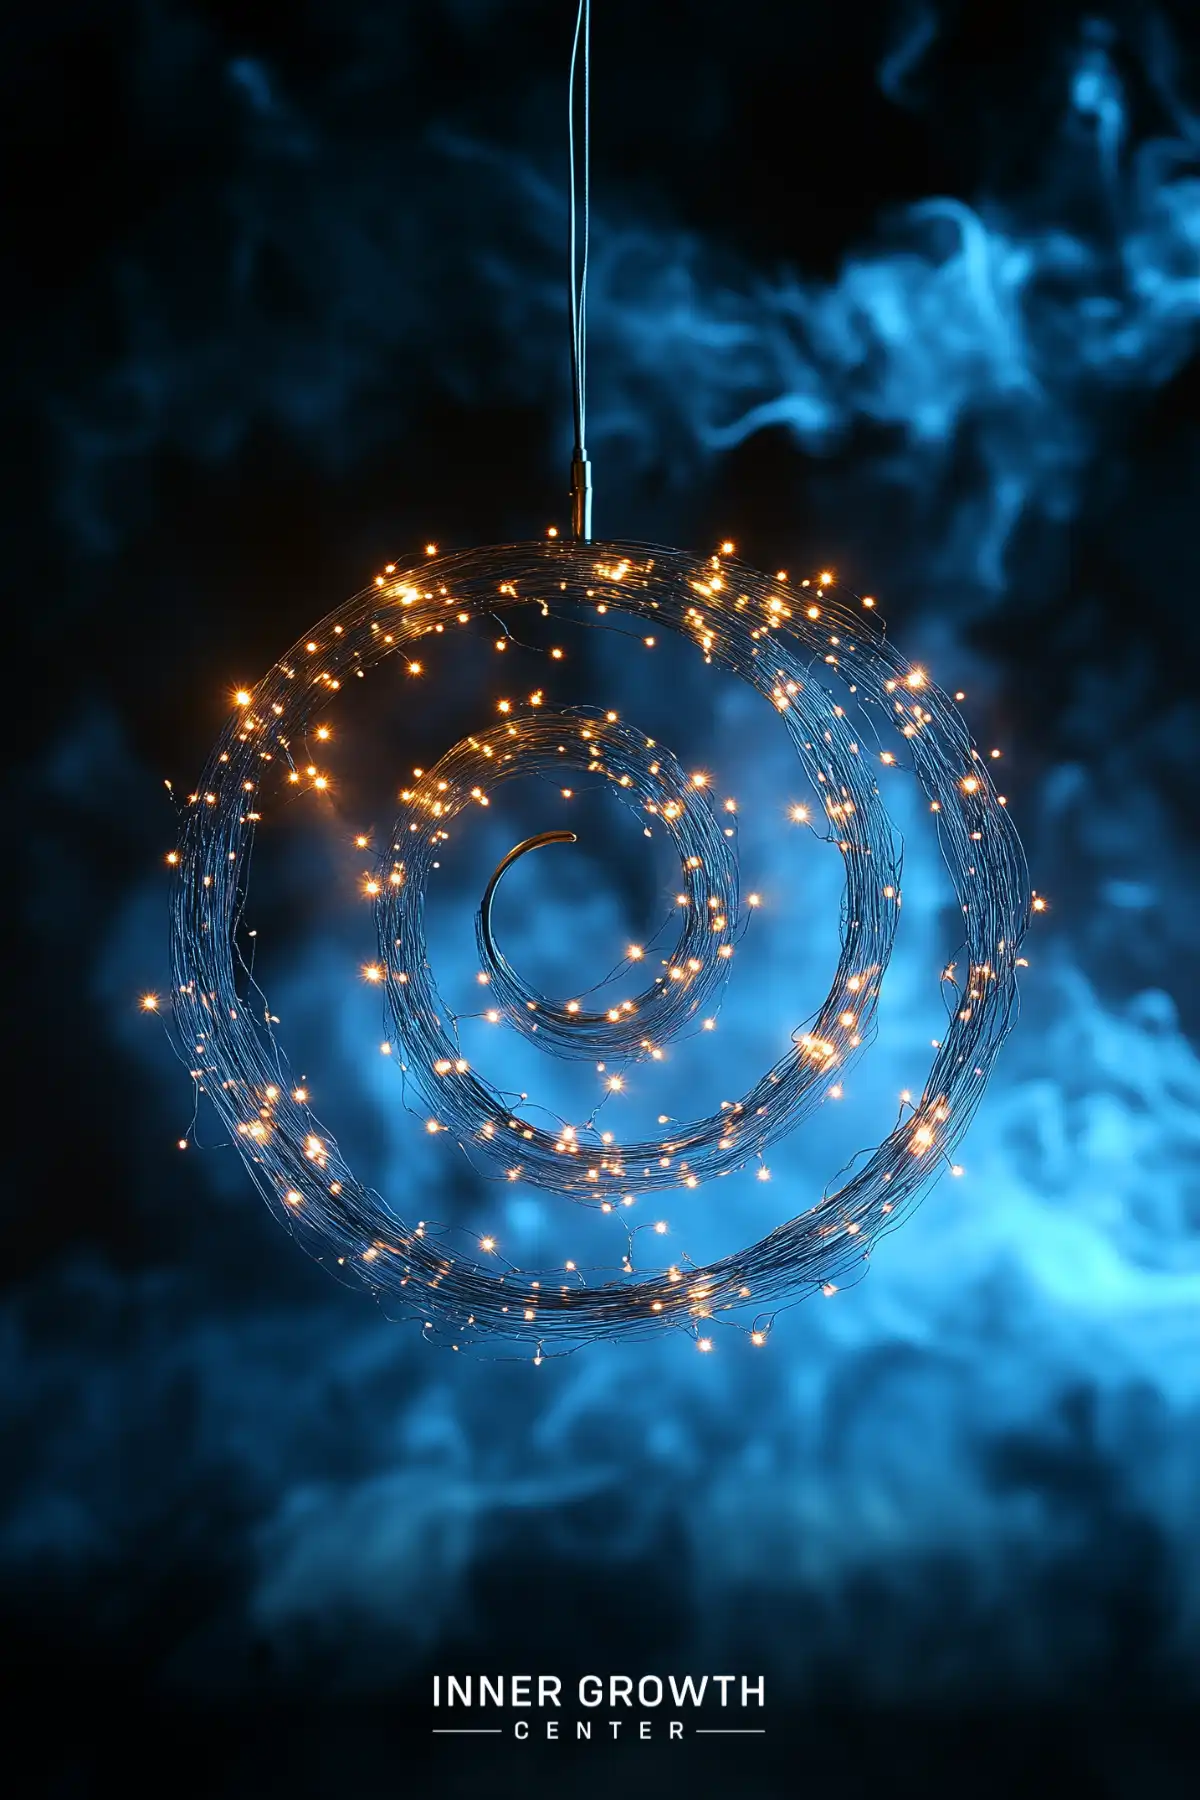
[[479, 830, 579, 960]]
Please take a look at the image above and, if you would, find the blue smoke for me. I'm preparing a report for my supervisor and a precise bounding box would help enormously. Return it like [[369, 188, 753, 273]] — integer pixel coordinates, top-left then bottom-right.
[[54, 16, 1200, 595], [9, 3, 1200, 1714]]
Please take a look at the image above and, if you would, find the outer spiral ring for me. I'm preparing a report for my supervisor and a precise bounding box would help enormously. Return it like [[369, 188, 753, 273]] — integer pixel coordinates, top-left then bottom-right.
[[170, 540, 1030, 1350]]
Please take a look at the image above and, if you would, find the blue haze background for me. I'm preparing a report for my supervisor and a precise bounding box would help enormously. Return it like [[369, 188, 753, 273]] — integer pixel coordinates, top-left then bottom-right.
[[6, 1, 1200, 1793]]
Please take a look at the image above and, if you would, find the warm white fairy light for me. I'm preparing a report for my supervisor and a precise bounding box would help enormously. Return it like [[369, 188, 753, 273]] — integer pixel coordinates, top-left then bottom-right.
[[165, 538, 1031, 1355]]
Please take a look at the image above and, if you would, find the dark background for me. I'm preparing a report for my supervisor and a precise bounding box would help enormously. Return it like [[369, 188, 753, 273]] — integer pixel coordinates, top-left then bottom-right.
[[7, 0, 1200, 1794]]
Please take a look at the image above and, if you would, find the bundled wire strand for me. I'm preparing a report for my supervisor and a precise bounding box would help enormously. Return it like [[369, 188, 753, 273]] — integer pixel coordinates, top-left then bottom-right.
[[567, 0, 593, 539], [169, 539, 1031, 1354], [568, 0, 590, 457]]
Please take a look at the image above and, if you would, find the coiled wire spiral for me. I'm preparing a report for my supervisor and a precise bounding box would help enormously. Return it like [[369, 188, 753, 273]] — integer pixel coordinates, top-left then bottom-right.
[[169, 539, 1030, 1353]]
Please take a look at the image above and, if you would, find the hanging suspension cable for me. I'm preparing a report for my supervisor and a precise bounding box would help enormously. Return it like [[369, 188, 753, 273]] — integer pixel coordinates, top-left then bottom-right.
[[568, 0, 593, 541]]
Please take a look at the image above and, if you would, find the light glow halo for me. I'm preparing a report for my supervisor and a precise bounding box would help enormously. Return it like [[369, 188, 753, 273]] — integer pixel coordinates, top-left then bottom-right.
[[171, 539, 1029, 1349]]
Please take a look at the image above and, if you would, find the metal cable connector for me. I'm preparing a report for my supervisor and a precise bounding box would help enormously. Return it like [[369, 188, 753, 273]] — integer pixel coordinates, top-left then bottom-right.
[[570, 452, 593, 541]]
